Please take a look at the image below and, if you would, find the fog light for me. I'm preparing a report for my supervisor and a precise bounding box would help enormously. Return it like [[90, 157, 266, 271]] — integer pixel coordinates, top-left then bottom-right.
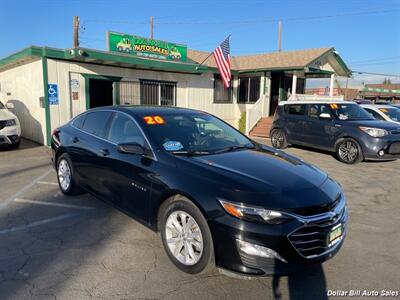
[[236, 239, 287, 263], [378, 150, 385, 156]]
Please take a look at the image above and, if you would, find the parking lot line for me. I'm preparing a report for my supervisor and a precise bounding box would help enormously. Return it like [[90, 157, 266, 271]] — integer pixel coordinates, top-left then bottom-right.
[[14, 198, 96, 210], [37, 181, 58, 186], [0, 213, 79, 235], [0, 169, 53, 211]]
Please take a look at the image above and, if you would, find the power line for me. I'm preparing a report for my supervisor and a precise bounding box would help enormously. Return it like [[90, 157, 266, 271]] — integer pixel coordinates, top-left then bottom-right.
[[352, 70, 400, 78], [82, 8, 399, 27]]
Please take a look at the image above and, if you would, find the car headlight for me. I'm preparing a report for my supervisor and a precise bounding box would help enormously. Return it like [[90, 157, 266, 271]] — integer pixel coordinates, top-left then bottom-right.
[[359, 127, 388, 137], [5, 119, 16, 127], [218, 199, 292, 224]]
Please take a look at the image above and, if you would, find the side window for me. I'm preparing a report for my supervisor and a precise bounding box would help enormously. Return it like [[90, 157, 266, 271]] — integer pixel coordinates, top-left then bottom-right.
[[307, 104, 331, 118], [286, 104, 306, 116], [81, 111, 112, 137], [365, 108, 385, 120], [107, 113, 145, 145], [307, 104, 320, 118], [72, 114, 85, 129]]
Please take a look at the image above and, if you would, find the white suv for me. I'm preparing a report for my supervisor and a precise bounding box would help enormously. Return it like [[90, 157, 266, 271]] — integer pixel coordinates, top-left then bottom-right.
[[0, 101, 21, 148]]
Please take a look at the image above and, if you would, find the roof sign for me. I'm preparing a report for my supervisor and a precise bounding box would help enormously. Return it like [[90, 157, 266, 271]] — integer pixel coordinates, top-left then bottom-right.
[[108, 32, 187, 62]]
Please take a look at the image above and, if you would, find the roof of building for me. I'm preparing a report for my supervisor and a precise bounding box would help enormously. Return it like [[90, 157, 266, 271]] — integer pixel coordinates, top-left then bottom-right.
[[189, 47, 331, 70], [0, 45, 351, 76]]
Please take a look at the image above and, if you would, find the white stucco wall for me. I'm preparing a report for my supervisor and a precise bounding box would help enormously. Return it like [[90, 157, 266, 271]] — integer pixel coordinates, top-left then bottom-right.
[[0, 59, 46, 144], [46, 59, 263, 133]]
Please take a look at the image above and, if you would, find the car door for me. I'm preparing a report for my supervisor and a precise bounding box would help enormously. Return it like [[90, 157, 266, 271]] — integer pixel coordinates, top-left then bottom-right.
[[68, 111, 113, 192], [95, 112, 155, 222], [283, 104, 307, 142], [302, 104, 337, 150]]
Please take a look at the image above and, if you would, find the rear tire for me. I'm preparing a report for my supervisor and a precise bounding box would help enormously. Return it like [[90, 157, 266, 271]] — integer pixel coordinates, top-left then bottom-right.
[[159, 196, 214, 274], [57, 153, 83, 195], [336, 138, 363, 164], [270, 129, 288, 149]]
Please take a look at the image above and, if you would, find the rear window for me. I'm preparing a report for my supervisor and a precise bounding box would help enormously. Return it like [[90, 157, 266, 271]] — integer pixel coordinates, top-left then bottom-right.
[[284, 104, 306, 116], [81, 111, 112, 138]]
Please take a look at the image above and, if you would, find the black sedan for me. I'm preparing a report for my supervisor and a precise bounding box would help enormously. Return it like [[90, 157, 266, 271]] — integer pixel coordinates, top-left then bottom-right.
[[51, 106, 347, 276]]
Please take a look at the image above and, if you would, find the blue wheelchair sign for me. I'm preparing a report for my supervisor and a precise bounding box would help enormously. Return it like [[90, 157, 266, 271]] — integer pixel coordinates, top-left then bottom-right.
[[48, 84, 59, 105]]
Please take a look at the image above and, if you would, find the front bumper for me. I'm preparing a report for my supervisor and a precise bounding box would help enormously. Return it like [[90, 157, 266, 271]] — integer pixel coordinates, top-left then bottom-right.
[[209, 197, 348, 276], [0, 126, 21, 145], [359, 133, 400, 160]]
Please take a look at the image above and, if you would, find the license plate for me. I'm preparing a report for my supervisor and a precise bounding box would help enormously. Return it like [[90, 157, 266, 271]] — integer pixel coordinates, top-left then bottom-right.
[[328, 223, 342, 246]]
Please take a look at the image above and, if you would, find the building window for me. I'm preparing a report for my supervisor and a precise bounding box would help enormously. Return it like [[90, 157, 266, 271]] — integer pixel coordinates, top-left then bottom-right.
[[213, 74, 232, 103], [140, 79, 176, 106], [238, 76, 260, 103]]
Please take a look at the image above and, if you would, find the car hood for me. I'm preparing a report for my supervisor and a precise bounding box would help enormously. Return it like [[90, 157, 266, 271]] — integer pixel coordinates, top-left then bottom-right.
[[338, 119, 400, 130], [191, 148, 328, 192], [0, 109, 16, 121], [175, 147, 341, 210]]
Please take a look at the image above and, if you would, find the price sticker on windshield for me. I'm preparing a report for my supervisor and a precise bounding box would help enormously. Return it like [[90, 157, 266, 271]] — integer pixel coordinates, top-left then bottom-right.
[[144, 116, 165, 125], [330, 103, 339, 109]]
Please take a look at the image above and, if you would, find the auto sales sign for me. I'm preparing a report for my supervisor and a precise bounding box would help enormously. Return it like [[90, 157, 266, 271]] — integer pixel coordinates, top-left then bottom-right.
[[108, 31, 187, 62]]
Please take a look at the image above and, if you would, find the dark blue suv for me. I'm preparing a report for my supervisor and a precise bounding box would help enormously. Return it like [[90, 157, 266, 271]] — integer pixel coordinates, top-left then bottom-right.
[[270, 101, 400, 164]]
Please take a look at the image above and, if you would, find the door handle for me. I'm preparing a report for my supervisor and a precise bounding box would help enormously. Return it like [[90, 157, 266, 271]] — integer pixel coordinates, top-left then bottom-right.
[[99, 149, 110, 156], [72, 137, 79, 143]]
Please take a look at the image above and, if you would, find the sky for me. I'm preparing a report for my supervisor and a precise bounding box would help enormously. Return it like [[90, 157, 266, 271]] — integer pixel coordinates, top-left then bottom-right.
[[0, 0, 399, 88]]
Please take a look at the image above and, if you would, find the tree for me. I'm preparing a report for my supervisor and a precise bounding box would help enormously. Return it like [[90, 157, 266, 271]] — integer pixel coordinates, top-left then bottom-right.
[[382, 78, 392, 85]]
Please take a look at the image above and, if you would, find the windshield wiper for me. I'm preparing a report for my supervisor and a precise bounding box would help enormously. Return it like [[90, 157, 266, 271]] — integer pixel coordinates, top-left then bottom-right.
[[212, 144, 255, 154]]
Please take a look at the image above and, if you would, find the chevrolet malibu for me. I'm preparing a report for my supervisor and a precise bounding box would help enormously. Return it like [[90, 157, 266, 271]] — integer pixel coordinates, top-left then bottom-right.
[[51, 106, 347, 276]]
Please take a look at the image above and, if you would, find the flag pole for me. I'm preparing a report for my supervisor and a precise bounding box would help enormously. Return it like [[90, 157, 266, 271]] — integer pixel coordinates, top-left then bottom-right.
[[196, 34, 231, 70]]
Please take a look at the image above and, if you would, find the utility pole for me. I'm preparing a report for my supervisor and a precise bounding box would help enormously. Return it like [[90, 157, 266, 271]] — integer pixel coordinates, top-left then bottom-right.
[[73, 16, 80, 48], [278, 20, 282, 52], [150, 16, 154, 39]]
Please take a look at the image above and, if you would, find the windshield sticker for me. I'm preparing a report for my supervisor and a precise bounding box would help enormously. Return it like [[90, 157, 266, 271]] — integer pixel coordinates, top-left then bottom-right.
[[329, 103, 339, 109], [163, 141, 183, 151], [379, 108, 388, 113], [338, 114, 348, 120], [144, 116, 165, 125]]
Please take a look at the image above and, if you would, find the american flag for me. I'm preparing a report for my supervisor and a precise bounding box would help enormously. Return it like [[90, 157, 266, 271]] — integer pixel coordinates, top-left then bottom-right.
[[212, 36, 231, 88]]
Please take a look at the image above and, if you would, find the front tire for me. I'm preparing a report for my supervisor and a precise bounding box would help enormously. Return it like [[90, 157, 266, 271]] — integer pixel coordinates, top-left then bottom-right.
[[57, 153, 83, 195], [159, 196, 214, 274], [270, 129, 288, 149], [336, 138, 363, 164]]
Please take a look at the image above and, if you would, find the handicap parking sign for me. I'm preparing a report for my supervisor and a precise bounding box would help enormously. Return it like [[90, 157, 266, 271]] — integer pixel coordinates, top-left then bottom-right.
[[48, 84, 59, 105]]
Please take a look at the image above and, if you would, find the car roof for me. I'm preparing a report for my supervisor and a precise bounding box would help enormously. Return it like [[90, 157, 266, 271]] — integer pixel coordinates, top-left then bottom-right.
[[361, 104, 395, 109], [278, 100, 354, 106], [90, 105, 208, 116]]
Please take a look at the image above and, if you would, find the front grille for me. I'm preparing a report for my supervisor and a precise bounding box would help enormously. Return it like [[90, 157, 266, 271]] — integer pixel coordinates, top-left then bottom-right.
[[388, 142, 400, 154], [390, 130, 400, 135], [288, 206, 347, 258], [0, 121, 6, 130], [289, 194, 341, 216]]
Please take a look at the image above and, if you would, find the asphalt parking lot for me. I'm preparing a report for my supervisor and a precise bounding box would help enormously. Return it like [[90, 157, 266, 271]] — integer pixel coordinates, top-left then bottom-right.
[[0, 139, 399, 300]]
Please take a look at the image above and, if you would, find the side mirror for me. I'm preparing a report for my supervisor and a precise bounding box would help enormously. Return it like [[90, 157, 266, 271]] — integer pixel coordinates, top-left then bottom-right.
[[117, 142, 152, 157], [6, 102, 14, 109], [319, 113, 332, 119]]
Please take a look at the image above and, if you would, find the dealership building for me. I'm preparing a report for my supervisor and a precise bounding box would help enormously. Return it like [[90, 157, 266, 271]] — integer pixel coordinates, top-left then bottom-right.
[[0, 33, 351, 145]]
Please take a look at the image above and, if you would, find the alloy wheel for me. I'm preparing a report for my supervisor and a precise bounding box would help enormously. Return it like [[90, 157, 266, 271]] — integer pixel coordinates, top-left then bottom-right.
[[272, 130, 284, 148], [58, 159, 71, 191], [338, 141, 358, 163], [165, 210, 203, 266]]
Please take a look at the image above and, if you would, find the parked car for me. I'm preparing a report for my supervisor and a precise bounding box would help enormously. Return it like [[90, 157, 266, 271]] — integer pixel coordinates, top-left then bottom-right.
[[270, 101, 400, 164], [361, 104, 400, 124], [0, 101, 21, 148], [390, 103, 400, 109], [51, 106, 347, 276]]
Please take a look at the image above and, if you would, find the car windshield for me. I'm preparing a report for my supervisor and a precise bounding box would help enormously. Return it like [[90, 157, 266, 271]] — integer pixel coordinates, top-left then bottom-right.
[[142, 113, 254, 154], [331, 103, 374, 121], [379, 107, 400, 122], [0, 101, 5, 109]]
